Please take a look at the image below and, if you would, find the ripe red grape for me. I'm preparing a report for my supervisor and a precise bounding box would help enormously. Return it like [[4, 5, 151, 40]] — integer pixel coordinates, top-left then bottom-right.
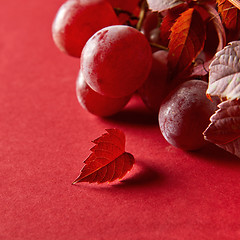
[[52, 0, 119, 57], [138, 50, 168, 113], [80, 25, 152, 98], [158, 80, 218, 151], [76, 71, 131, 116]]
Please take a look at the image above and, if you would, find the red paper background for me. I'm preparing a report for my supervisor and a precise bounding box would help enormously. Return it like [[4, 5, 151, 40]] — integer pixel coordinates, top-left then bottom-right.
[[1, 1, 240, 239]]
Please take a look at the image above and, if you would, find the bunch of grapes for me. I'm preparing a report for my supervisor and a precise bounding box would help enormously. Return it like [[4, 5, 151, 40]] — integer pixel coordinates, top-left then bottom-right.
[[52, 0, 219, 151]]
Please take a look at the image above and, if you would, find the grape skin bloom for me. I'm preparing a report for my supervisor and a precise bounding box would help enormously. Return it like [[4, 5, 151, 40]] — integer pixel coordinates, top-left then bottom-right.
[[80, 25, 152, 98]]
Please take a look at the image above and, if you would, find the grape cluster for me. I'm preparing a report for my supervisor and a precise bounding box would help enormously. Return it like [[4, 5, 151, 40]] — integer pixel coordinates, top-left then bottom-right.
[[52, 0, 218, 151]]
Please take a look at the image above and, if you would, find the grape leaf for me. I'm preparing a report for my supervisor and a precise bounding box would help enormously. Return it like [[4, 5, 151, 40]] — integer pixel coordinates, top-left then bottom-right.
[[146, 0, 185, 12], [217, 0, 240, 41], [159, 5, 188, 47], [203, 99, 240, 158], [72, 129, 135, 184], [207, 41, 240, 100], [217, 0, 240, 30], [168, 8, 206, 78]]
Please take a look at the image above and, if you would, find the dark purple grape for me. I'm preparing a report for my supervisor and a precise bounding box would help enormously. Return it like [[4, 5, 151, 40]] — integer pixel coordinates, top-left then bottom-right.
[[159, 80, 218, 151]]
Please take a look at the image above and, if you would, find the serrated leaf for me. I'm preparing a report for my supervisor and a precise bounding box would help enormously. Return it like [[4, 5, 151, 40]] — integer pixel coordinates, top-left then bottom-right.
[[204, 99, 240, 158], [217, 0, 240, 30], [217, 0, 240, 41], [159, 5, 187, 47], [207, 41, 240, 100], [146, 0, 184, 12], [72, 129, 135, 184], [168, 8, 206, 78]]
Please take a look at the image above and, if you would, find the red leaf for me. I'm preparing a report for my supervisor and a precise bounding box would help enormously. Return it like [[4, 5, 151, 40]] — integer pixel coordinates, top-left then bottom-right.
[[203, 99, 240, 158], [146, 0, 185, 12], [217, 0, 240, 41], [72, 129, 135, 184], [207, 41, 240, 100], [217, 0, 240, 30], [168, 8, 206, 78], [159, 5, 188, 47]]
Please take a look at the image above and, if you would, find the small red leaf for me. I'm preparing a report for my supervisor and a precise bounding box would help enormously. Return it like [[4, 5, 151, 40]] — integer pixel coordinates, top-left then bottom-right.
[[203, 99, 240, 158], [168, 8, 206, 78], [72, 129, 135, 184]]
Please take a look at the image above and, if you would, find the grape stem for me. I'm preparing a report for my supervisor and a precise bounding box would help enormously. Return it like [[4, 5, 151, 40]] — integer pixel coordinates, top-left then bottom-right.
[[150, 42, 168, 51], [136, 0, 148, 31]]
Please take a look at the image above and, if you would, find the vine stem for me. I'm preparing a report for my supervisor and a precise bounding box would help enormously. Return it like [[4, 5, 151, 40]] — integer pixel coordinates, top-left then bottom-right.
[[150, 42, 169, 51], [136, 0, 148, 31]]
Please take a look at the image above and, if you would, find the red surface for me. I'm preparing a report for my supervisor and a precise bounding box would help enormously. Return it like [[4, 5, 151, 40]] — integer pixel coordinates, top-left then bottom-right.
[[1, 1, 240, 239]]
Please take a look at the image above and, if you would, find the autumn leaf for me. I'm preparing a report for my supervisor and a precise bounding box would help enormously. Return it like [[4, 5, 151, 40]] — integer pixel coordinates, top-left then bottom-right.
[[146, 0, 185, 12], [168, 8, 206, 79], [72, 129, 135, 184], [159, 5, 188, 47], [217, 0, 240, 41], [203, 99, 240, 158], [217, 0, 240, 30], [207, 41, 240, 100]]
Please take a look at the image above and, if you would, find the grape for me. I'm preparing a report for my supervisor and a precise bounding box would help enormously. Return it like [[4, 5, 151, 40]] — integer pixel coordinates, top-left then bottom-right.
[[158, 80, 218, 151], [80, 25, 152, 98], [149, 28, 161, 45], [138, 50, 168, 113], [141, 11, 161, 43], [76, 71, 131, 117], [52, 0, 119, 57]]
